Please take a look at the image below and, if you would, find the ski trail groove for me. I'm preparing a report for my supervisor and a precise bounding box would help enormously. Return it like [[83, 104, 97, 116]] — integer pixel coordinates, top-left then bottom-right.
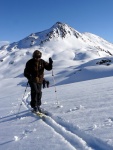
[[42, 115, 93, 150], [23, 93, 92, 150], [23, 93, 113, 150], [50, 115, 113, 150]]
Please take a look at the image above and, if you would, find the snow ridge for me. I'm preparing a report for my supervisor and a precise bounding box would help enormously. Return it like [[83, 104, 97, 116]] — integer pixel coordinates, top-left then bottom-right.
[[0, 22, 113, 58]]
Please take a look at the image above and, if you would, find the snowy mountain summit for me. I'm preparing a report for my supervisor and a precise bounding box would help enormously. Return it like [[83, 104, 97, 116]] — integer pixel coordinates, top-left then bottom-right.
[[1, 21, 113, 56], [0, 22, 81, 50], [47, 21, 81, 39], [0, 21, 113, 81]]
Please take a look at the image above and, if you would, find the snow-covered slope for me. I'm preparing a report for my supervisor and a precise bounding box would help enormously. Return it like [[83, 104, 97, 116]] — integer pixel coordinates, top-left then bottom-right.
[[0, 22, 113, 81], [0, 22, 113, 150], [0, 76, 113, 150], [1, 22, 113, 56]]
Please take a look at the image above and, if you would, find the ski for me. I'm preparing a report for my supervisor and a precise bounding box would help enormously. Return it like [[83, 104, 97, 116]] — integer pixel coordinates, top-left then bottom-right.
[[32, 110, 46, 118]]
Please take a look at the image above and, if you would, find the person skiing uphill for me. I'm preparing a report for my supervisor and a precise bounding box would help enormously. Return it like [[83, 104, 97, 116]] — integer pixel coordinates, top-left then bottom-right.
[[24, 50, 53, 112]]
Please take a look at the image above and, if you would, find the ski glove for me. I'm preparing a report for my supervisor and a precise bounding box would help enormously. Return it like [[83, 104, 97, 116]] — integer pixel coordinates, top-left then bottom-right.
[[49, 57, 53, 65]]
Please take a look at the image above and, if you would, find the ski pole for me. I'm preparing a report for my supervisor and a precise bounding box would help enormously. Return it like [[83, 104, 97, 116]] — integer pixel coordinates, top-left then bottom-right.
[[17, 82, 29, 115], [52, 69, 59, 107]]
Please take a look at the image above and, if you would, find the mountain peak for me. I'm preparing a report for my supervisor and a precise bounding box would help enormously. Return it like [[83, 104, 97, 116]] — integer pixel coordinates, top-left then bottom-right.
[[53, 21, 68, 27], [1, 21, 113, 58], [55, 21, 64, 25], [52, 21, 70, 30], [49, 21, 80, 39]]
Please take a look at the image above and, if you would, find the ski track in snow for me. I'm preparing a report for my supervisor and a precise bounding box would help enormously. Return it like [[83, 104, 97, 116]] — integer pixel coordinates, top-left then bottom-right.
[[15, 93, 113, 150]]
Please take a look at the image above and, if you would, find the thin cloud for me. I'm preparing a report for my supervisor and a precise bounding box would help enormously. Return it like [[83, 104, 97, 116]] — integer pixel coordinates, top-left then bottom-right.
[[0, 41, 10, 47]]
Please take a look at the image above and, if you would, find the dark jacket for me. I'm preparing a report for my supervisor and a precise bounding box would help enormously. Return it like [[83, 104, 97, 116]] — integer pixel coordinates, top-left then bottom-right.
[[24, 58, 52, 83]]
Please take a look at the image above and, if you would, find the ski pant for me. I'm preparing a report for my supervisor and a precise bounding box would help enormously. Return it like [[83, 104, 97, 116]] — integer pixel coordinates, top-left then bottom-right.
[[29, 82, 42, 108]]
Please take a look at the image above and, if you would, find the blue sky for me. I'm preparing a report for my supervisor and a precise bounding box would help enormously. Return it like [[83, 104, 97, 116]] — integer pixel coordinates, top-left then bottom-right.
[[0, 0, 113, 43]]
